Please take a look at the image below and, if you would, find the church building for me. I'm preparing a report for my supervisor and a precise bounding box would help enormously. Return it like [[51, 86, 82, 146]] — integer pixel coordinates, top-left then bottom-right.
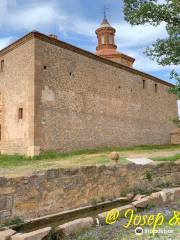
[[0, 16, 177, 156]]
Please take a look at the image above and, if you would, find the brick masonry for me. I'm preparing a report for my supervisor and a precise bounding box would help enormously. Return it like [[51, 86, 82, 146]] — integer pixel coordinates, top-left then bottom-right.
[[0, 163, 180, 223], [34, 37, 177, 153]]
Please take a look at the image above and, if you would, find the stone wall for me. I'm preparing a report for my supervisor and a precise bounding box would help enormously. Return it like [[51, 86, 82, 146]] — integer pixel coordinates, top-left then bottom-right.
[[0, 33, 178, 155], [0, 163, 180, 223], [34, 38, 177, 152], [0, 39, 35, 155]]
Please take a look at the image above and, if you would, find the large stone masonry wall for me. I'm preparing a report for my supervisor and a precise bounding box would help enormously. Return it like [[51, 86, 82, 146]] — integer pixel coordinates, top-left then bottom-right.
[[0, 162, 180, 223], [34, 39, 177, 152], [0, 39, 35, 155]]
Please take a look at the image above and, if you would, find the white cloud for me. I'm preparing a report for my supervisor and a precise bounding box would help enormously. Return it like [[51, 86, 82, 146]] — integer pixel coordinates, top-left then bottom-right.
[[0, 0, 174, 77], [0, 0, 168, 51], [59, 18, 98, 38], [121, 48, 178, 73], [0, 37, 13, 50], [12, 5, 64, 30], [0, 0, 67, 31], [115, 22, 167, 48], [157, 0, 166, 4], [56, 16, 170, 73]]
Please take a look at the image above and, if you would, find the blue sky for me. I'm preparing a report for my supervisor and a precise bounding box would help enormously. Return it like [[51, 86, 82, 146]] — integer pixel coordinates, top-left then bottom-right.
[[0, 0, 178, 85]]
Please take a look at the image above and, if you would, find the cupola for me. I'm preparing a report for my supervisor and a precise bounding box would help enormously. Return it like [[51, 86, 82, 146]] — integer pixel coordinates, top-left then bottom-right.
[[95, 15, 135, 68]]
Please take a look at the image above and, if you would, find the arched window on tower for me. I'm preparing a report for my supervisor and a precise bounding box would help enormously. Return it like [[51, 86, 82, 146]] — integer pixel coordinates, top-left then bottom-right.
[[101, 33, 105, 44], [109, 34, 113, 44]]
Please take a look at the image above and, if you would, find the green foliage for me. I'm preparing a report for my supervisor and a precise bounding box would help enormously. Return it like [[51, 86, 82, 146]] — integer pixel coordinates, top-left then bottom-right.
[[168, 70, 180, 100], [145, 171, 153, 181], [170, 116, 180, 127], [3, 216, 24, 227], [123, 0, 180, 100], [123, 0, 179, 66]]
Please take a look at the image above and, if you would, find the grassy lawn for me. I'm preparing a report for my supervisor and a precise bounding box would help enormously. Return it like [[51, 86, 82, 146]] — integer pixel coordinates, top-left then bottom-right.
[[0, 144, 180, 176], [151, 153, 180, 162]]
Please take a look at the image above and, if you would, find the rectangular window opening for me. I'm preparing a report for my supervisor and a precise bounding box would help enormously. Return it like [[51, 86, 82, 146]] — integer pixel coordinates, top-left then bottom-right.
[[18, 108, 23, 120], [155, 83, 158, 93], [143, 80, 146, 89], [1, 60, 4, 72]]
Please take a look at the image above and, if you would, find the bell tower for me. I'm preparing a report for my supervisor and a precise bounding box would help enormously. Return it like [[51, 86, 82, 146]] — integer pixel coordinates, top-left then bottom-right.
[[95, 13, 135, 68], [96, 12, 117, 53]]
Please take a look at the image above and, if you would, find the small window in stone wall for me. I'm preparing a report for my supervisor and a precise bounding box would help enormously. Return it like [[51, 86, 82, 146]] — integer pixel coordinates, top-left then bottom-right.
[[155, 83, 158, 93], [18, 108, 23, 120], [143, 80, 146, 89], [0, 60, 4, 72]]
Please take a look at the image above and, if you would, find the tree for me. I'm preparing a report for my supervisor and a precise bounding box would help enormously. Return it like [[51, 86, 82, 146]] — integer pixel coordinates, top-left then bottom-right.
[[123, 0, 180, 99]]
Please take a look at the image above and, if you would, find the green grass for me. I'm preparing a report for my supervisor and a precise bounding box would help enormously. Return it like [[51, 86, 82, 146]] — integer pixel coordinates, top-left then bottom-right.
[[0, 144, 180, 169], [151, 153, 180, 162], [0, 152, 127, 169], [0, 216, 24, 229]]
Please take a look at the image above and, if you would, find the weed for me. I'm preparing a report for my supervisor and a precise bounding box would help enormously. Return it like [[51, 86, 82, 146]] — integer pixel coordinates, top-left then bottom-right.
[[145, 171, 153, 181], [91, 198, 98, 206], [3, 216, 24, 227]]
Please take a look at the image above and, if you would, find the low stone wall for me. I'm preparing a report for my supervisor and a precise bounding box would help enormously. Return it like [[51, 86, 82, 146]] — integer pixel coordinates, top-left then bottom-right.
[[0, 162, 180, 223]]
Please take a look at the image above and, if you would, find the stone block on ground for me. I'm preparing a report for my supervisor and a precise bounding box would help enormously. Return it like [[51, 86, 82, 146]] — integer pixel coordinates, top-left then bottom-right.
[[57, 217, 94, 236], [98, 204, 136, 224], [160, 187, 180, 202], [11, 227, 51, 240], [133, 194, 146, 201], [126, 193, 134, 200], [149, 191, 164, 205], [0, 229, 16, 240], [132, 197, 150, 208]]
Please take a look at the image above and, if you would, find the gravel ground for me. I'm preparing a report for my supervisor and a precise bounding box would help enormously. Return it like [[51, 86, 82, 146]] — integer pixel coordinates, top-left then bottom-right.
[[71, 202, 180, 240]]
